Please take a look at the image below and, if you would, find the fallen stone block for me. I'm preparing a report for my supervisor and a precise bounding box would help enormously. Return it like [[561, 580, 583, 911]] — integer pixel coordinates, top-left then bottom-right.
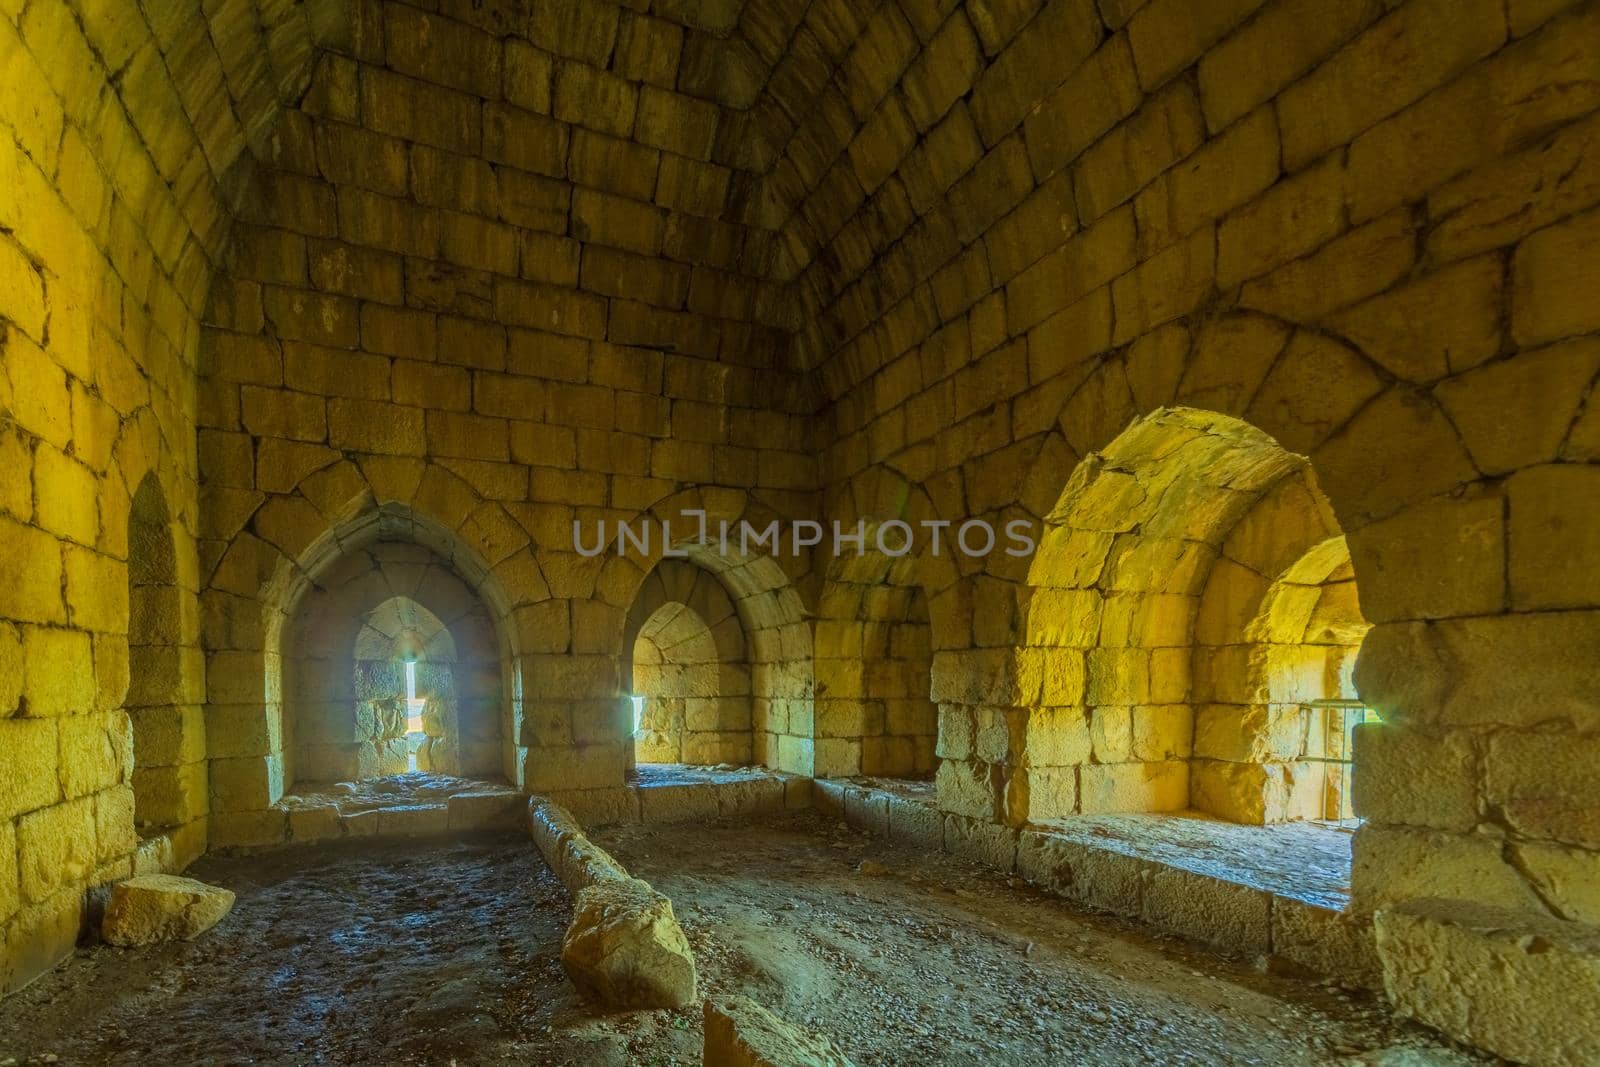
[[1376, 898, 1600, 1066], [102, 875, 236, 947], [561, 875, 698, 1009], [703, 995, 855, 1066]]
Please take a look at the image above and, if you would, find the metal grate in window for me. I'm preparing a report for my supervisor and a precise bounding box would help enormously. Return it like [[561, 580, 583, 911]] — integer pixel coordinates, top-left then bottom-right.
[[1302, 699, 1381, 827]]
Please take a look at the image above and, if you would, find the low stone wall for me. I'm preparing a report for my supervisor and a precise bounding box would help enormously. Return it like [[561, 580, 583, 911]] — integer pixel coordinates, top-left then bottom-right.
[[527, 798, 631, 895], [546, 769, 813, 829], [814, 779, 1380, 989], [528, 797, 698, 1009]]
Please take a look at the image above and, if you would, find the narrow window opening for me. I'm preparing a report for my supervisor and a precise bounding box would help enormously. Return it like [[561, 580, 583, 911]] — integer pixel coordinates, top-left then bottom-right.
[[630, 694, 645, 736], [404, 658, 426, 772]]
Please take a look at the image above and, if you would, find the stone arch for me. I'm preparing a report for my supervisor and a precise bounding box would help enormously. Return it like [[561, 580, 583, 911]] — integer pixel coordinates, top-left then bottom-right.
[[932, 403, 1390, 827], [623, 559, 752, 767], [353, 596, 460, 665], [203, 473, 527, 827], [612, 489, 818, 776], [1048, 313, 1480, 538], [1190, 469, 1375, 824], [285, 542, 506, 785]]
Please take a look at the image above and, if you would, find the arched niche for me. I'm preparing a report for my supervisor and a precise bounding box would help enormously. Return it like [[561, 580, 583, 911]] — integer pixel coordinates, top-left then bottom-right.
[[623, 559, 752, 767], [125, 474, 195, 837], [284, 540, 507, 786], [1014, 407, 1372, 823]]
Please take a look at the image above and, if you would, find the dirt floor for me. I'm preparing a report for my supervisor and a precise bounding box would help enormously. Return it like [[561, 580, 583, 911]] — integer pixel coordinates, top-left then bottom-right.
[[0, 812, 1483, 1066]]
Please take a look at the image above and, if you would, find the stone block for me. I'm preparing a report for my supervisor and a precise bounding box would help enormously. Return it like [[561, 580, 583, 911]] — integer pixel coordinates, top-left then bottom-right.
[[1079, 760, 1187, 814], [1428, 108, 1600, 262], [384, 4, 501, 98], [17, 796, 95, 903], [378, 804, 450, 837], [241, 386, 327, 442], [614, 13, 680, 88], [941, 813, 1018, 871], [1356, 613, 1600, 733], [1271, 896, 1381, 989], [337, 187, 440, 260], [102, 874, 235, 947], [132, 761, 209, 830], [208, 755, 284, 813], [1376, 899, 1600, 1066], [1142, 865, 1271, 954], [902, 12, 982, 132], [715, 777, 786, 819], [634, 86, 718, 160], [1127, 0, 1265, 92], [703, 995, 855, 1066], [639, 783, 720, 826], [327, 397, 426, 456], [0, 517, 65, 625], [1136, 104, 1279, 252], [1198, 0, 1378, 132], [361, 66, 481, 154], [1344, 5, 1600, 226], [1275, 0, 1505, 171], [1216, 154, 1344, 289], [1351, 824, 1547, 914], [1351, 722, 1479, 833], [1513, 207, 1600, 348], [561, 876, 698, 1009], [1, 889, 82, 996], [1347, 493, 1504, 622], [21, 626, 95, 716], [1508, 464, 1600, 612], [287, 804, 342, 843], [1483, 729, 1600, 849], [1074, 81, 1205, 223], [208, 809, 289, 848]]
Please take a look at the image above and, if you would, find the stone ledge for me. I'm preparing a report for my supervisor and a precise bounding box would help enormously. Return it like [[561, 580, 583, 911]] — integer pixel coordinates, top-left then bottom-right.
[[549, 765, 812, 829], [1376, 899, 1600, 1067], [210, 775, 526, 850], [816, 777, 1380, 989]]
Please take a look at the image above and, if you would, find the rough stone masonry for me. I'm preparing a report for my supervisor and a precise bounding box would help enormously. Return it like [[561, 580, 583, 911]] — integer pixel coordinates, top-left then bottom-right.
[[2, 0, 1600, 1062]]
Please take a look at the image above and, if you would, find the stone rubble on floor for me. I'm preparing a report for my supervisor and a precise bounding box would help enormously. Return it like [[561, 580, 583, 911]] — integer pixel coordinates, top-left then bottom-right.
[[703, 995, 855, 1067], [100, 875, 236, 948]]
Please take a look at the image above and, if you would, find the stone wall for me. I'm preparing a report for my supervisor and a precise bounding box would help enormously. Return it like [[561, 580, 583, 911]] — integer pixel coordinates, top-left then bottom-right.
[[773, 0, 1600, 925], [193, 0, 823, 828], [0, 0, 347, 994], [3, 0, 1599, 1050], [814, 540, 941, 778]]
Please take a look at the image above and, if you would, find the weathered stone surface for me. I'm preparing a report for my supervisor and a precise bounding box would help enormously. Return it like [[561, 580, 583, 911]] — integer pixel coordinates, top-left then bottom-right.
[[6, 1, 1600, 1050], [561, 875, 699, 1009], [102, 875, 236, 947], [703, 995, 856, 1066], [1376, 899, 1600, 1066]]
